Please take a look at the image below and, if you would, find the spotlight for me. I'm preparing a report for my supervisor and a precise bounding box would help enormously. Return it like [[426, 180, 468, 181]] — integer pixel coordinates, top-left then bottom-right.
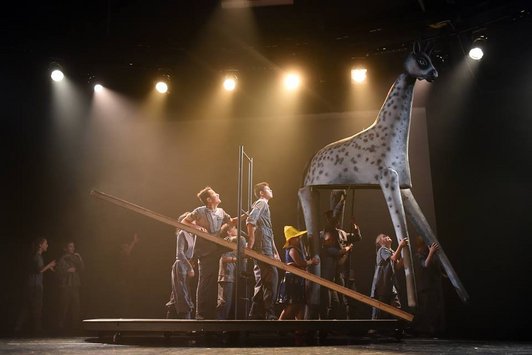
[[154, 72, 171, 94], [223, 72, 238, 92], [351, 67, 367, 83], [155, 81, 169, 94], [469, 33, 487, 61], [283, 71, 302, 91], [49, 62, 65, 82], [88, 74, 104, 93]]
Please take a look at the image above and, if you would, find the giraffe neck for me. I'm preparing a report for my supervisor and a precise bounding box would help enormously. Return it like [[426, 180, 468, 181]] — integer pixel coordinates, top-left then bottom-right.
[[373, 73, 416, 146]]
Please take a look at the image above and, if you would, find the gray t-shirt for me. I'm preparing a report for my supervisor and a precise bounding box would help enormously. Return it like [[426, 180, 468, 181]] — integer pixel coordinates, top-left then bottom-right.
[[189, 206, 230, 257], [246, 198, 275, 256]]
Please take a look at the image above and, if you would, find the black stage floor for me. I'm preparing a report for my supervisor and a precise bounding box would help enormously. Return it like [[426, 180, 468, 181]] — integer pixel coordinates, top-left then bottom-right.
[[1, 336, 532, 354]]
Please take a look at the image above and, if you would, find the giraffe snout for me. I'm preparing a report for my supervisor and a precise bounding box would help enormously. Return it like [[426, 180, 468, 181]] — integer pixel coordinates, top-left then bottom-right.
[[427, 69, 438, 81]]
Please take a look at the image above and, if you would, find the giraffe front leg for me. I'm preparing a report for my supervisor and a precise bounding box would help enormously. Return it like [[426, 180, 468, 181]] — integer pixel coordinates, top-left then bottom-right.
[[401, 188, 470, 303], [379, 169, 417, 308], [298, 186, 321, 314]]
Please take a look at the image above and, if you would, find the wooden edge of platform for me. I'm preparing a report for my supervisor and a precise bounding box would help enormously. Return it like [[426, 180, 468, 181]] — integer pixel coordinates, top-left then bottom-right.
[[82, 318, 402, 333]]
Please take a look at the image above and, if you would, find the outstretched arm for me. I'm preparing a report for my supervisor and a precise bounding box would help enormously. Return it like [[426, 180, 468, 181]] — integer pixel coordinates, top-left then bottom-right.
[[391, 238, 409, 263]]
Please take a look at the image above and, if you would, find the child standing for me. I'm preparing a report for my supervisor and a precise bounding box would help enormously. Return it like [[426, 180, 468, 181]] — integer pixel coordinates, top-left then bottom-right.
[[370, 234, 408, 319], [216, 223, 246, 320], [277, 226, 319, 320]]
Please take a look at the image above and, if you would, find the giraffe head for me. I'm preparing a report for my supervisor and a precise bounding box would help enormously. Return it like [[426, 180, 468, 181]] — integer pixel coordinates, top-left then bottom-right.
[[404, 41, 438, 82]]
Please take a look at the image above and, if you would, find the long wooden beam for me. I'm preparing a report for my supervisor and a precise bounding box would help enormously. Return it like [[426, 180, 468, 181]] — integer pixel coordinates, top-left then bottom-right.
[[90, 189, 414, 322]]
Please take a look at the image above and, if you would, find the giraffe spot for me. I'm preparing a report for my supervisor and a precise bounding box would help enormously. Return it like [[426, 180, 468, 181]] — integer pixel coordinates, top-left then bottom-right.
[[385, 183, 389, 188], [393, 105, 398, 109], [388, 196, 392, 201], [365, 157, 369, 162], [381, 153, 385, 157], [353, 166, 358, 172], [351, 158, 357, 164], [325, 173, 329, 176], [391, 187, 395, 191], [344, 151, 349, 156], [377, 159, 382, 164], [343, 168, 348, 172], [357, 154, 361, 158], [363, 139, 368, 143], [389, 204, 392, 208], [319, 170, 323, 175], [384, 171, 388, 176], [374, 175, 379, 180]]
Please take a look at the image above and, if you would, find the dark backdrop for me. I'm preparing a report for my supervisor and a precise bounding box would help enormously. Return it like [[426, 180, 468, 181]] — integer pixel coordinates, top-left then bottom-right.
[[1, 15, 531, 341]]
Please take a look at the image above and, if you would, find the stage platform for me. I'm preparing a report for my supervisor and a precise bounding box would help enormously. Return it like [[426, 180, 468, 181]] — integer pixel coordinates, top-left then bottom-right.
[[83, 318, 404, 344]]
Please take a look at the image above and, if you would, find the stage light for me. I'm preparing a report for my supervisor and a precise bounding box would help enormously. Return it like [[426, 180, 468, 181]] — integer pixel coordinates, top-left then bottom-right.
[[223, 73, 238, 92], [155, 81, 168, 94], [469, 33, 487, 61], [154, 72, 171, 94], [283, 72, 301, 91], [88, 74, 105, 93], [49, 61, 65, 82], [351, 67, 367, 83], [51, 69, 64, 82]]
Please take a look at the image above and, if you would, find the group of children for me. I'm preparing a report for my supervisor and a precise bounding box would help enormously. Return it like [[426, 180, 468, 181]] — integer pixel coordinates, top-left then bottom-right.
[[166, 184, 440, 323]]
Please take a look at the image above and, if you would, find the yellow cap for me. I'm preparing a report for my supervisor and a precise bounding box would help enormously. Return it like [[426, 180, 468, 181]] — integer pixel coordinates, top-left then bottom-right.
[[283, 226, 307, 248]]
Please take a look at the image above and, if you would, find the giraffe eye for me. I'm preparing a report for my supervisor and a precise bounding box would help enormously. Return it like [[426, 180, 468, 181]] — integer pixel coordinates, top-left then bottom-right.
[[417, 57, 427, 67]]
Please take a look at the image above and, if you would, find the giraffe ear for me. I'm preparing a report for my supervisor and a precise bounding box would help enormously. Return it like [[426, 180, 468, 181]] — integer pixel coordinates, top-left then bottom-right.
[[423, 41, 433, 56], [413, 41, 422, 54]]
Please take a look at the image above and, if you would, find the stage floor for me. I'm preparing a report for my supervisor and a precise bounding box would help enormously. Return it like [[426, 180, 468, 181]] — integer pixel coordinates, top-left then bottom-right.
[[1, 336, 531, 354]]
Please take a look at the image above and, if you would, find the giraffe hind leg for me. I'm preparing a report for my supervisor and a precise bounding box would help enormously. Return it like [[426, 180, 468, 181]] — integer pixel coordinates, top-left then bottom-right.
[[298, 186, 321, 313], [401, 188, 470, 303], [379, 169, 417, 308]]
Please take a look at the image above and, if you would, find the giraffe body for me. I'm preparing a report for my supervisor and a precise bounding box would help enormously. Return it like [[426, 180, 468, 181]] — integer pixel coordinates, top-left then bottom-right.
[[304, 73, 415, 189]]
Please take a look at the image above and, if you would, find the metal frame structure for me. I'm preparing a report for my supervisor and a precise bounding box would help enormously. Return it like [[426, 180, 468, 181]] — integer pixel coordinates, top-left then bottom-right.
[[235, 145, 253, 319]]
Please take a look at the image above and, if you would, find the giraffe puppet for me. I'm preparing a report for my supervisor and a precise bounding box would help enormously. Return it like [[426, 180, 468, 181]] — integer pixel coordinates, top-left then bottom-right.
[[299, 42, 469, 310]]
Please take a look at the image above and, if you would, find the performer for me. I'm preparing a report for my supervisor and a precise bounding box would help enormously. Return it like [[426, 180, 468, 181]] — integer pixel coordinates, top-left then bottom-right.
[[166, 212, 196, 319], [14, 237, 56, 335], [413, 236, 445, 336], [57, 241, 84, 331], [370, 234, 408, 319], [216, 223, 247, 320], [277, 226, 319, 320], [319, 210, 353, 319], [182, 187, 236, 320], [246, 182, 280, 320]]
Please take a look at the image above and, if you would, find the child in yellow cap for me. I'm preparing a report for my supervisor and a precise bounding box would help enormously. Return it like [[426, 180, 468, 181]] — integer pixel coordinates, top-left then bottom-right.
[[277, 226, 319, 320]]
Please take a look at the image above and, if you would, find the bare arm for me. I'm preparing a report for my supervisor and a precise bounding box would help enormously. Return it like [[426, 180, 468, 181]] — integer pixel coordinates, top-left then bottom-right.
[[423, 243, 440, 267], [289, 248, 319, 268], [183, 215, 207, 233], [246, 223, 255, 249], [41, 260, 56, 273], [391, 238, 409, 263]]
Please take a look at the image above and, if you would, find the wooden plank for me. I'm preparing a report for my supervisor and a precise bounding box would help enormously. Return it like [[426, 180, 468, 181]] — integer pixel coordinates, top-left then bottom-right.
[[90, 189, 414, 322]]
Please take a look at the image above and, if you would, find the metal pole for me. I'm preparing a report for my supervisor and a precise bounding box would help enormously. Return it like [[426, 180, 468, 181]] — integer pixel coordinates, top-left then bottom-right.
[[235, 146, 244, 319]]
